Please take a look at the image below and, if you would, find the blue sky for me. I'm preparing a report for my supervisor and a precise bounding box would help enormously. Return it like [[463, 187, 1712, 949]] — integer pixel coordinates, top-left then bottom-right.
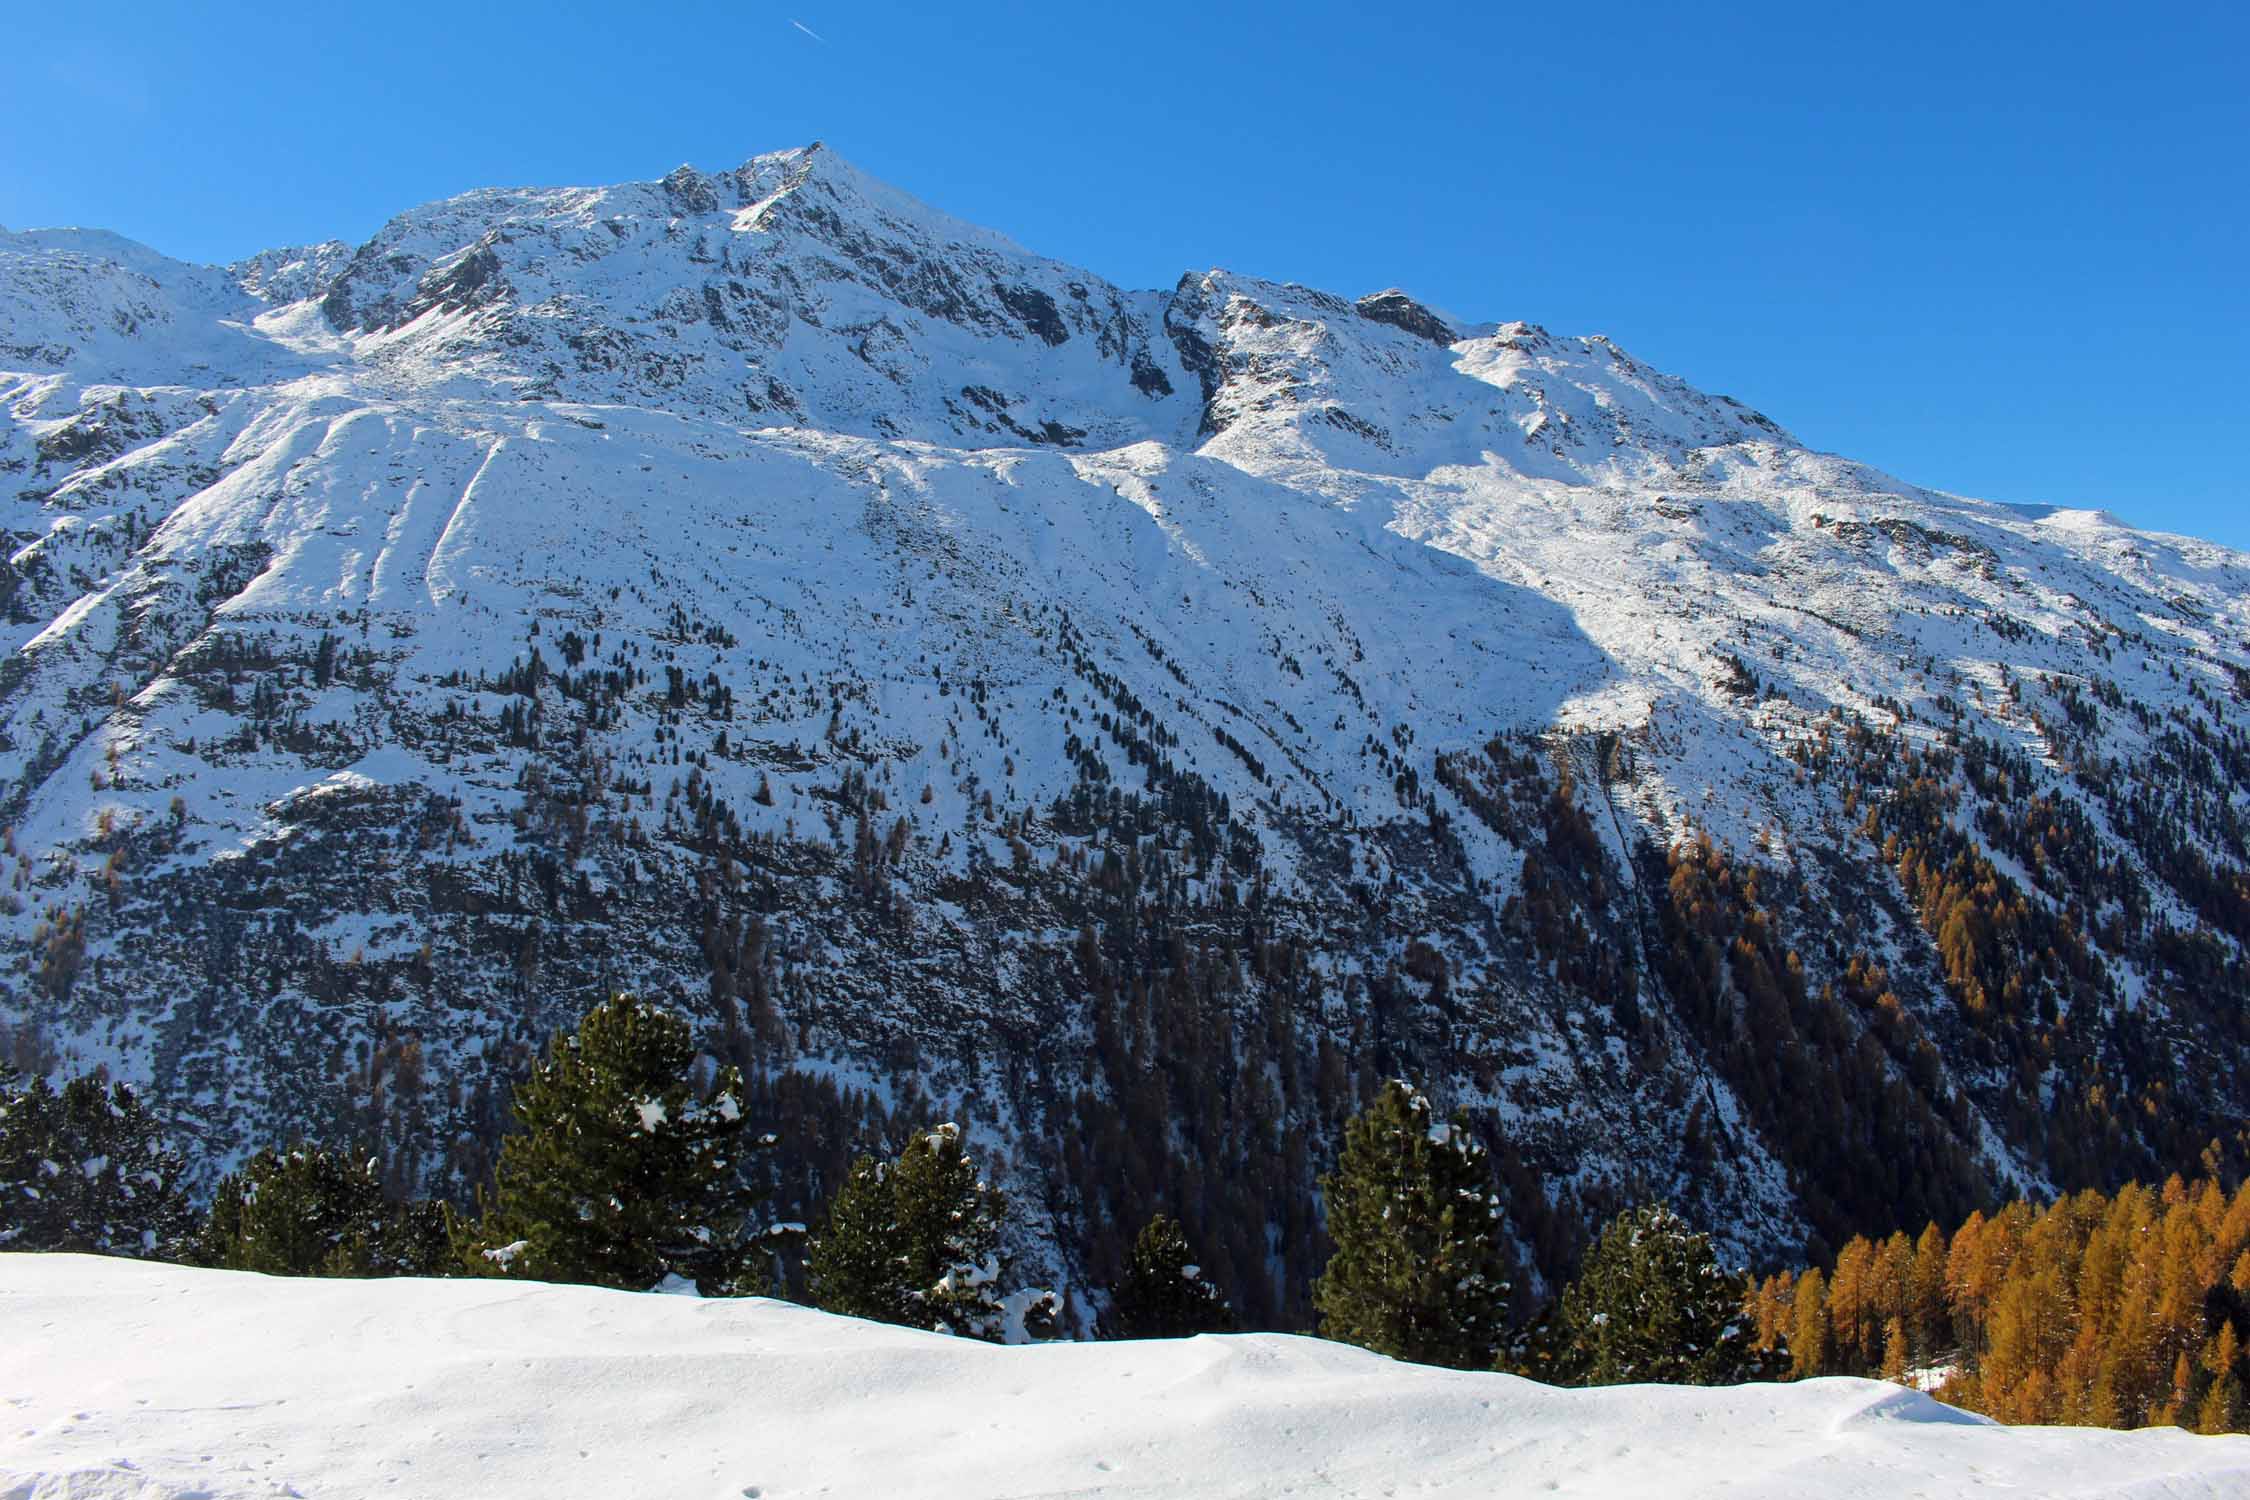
[[5, 1, 2244, 547]]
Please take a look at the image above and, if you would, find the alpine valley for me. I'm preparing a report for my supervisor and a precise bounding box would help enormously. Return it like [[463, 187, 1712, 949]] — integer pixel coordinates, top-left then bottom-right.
[[5, 145, 2247, 1329]]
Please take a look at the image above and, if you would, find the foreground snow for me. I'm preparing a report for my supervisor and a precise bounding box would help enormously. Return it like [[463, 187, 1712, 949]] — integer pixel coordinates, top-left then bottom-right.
[[3, 1257, 2243, 1498]]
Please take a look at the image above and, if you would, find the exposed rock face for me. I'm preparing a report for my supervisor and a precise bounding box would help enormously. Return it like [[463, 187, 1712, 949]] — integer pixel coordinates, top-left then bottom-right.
[[227, 241, 354, 305], [1355, 289, 1456, 346], [3, 149, 2248, 1326]]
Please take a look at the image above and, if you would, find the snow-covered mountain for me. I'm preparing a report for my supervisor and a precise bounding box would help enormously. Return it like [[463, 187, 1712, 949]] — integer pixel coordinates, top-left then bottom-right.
[[8, 1255, 2247, 1499], [5, 146, 2247, 1317]]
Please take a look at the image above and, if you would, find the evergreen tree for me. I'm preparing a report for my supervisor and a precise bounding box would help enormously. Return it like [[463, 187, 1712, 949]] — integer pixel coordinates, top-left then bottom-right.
[[1513, 1203, 1781, 1387], [0, 1067, 193, 1257], [890, 1122, 1016, 1338], [805, 1154, 911, 1324], [457, 993, 769, 1293], [1313, 1080, 1511, 1370], [192, 1143, 448, 1276], [805, 1122, 1057, 1342], [1111, 1213, 1235, 1338], [1907, 1221, 1952, 1358]]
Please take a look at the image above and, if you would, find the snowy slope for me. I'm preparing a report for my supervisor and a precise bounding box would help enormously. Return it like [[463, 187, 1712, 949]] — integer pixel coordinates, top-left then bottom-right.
[[4, 1254, 2245, 1500], [4, 145, 2249, 1311]]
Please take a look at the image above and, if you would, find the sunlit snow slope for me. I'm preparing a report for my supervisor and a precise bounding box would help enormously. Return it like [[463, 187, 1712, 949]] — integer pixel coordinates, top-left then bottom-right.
[[4, 1255, 2246, 1500]]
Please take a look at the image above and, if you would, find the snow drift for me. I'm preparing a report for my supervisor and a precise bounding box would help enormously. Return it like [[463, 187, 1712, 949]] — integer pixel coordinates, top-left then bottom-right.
[[2, 1254, 2245, 1498]]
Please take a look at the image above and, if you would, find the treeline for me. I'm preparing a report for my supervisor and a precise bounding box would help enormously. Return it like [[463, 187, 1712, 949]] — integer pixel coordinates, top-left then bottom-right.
[[1753, 1177, 2250, 1433], [6, 997, 2247, 1437], [0, 998, 1054, 1337], [0, 998, 1765, 1385]]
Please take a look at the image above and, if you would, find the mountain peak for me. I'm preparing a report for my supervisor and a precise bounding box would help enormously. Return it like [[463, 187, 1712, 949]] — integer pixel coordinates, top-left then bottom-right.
[[724, 141, 1035, 261]]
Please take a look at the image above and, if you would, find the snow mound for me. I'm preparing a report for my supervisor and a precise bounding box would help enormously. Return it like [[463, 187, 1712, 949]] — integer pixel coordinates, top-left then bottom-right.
[[3, 1255, 2244, 1499]]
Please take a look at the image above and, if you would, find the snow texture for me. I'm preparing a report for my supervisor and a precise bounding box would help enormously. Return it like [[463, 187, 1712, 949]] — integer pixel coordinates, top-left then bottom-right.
[[4, 1254, 2245, 1499]]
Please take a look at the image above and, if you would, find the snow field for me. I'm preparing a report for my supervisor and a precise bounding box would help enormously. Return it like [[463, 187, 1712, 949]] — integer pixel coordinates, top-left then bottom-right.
[[3, 1255, 2246, 1499]]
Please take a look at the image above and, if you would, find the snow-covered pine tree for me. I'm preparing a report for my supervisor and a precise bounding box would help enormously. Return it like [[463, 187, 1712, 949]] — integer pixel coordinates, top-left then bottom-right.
[[0, 1067, 193, 1257], [806, 1122, 1057, 1342], [1110, 1213, 1235, 1338], [890, 1123, 1015, 1338], [192, 1143, 449, 1276], [1313, 1080, 1512, 1369], [457, 993, 768, 1293], [1515, 1202, 1782, 1387]]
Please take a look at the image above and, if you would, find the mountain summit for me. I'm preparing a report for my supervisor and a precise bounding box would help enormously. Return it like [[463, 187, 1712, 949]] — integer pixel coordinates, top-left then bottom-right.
[[4, 150, 2246, 1319]]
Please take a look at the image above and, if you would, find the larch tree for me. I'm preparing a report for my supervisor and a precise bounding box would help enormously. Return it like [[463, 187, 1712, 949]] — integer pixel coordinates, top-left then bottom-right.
[[1789, 1267, 1832, 1378], [1757, 1175, 2250, 1434], [2198, 1323, 2245, 1435]]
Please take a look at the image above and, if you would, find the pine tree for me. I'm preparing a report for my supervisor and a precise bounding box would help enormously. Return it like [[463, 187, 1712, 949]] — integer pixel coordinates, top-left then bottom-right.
[[891, 1123, 1021, 1339], [1523, 1203, 1781, 1387], [0, 1068, 193, 1257], [1111, 1213, 1235, 1338], [805, 1154, 911, 1324], [805, 1123, 1057, 1342], [192, 1143, 449, 1276], [1313, 1080, 1511, 1370], [457, 993, 769, 1293]]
